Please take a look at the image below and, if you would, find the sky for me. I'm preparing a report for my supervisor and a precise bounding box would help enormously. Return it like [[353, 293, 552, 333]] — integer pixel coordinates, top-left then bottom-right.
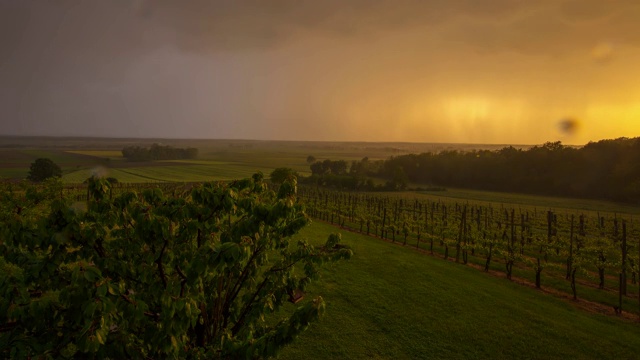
[[1, 0, 640, 145]]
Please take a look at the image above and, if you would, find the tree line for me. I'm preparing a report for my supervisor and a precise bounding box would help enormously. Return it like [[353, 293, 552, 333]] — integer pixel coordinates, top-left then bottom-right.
[[121, 143, 198, 161], [303, 138, 640, 203], [379, 138, 640, 202]]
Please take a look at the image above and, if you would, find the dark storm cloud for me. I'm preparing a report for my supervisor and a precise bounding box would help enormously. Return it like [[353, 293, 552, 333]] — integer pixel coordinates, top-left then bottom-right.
[[142, 0, 525, 52], [0, 0, 534, 58], [2, 1, 639, 66]]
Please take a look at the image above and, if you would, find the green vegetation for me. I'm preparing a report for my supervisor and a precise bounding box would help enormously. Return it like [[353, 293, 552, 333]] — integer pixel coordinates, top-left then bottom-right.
[[410, 187, 640, 216], [380, 138, 640, 203], [280, 222, 640, 359], [0, 137, 478, 182], [0, 177, 351, 358], [270, 168, 298, 184], [59, 163, 278, 184], [27, 158, 62, 182], [298, 188, 640, 317], [3, 136, 640, 359], [122, 143, 198, 161]]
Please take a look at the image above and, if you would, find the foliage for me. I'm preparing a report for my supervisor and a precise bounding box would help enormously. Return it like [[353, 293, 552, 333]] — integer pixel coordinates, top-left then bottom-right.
[[27, 158, 62, 182], [122, 143, 198, 161], [269, 168, 298, 185], [306, 156, 316, 164], [370, 137, 640, 202], [0, 175, 352, 359], [278, 222, 640, 360], [297, 187, 640, 314], [309, 160, 348, 176]]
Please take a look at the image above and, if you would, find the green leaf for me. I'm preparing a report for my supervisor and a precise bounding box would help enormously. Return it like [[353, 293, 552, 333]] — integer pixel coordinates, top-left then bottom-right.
[[96, 283, 107, 298]]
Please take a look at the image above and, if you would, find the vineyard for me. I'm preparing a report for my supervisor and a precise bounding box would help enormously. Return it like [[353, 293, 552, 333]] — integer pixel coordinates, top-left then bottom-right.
[[297, 187, 640, 316], [3, 177, 640, 358]]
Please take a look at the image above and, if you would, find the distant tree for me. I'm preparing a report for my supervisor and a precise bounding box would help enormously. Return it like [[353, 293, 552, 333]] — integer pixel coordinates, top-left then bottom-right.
[[329, 160, 348, 175], [27, 158, 62, 182], [306, 155, 316, 164], [391, 166, 408, 190], [270, 167, 298, 184], [310, 161, 327, 176], [122, 144, 198, 161]]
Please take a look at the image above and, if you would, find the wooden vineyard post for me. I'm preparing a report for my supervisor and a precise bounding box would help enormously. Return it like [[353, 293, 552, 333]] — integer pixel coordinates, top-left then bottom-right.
[[455, 206, 466, 263], [567, 215, 574, 280], [520, 213, 525, 255], [473, 207, 480, 256], [462, 206, 469, 264], [622, 221, 628, 296], [505, 209, 515, 280], [381, 207, 387, 239], [547, 211, 552, 240], [403, 221, 409, 245], [443, 205, 449, 260], [430, 204, 435, 254], [535, 256, 542, 288], [618, 274, 623, 315], [483, 209, 492, 272]]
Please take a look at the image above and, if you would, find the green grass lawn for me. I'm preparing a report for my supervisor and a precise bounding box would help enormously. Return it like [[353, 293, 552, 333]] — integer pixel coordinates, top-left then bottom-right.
[[277, 221, 640, 359]]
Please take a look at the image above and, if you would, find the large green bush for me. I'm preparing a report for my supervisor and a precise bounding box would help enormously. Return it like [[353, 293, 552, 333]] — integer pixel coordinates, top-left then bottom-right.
[[0, 174, 351, 358]]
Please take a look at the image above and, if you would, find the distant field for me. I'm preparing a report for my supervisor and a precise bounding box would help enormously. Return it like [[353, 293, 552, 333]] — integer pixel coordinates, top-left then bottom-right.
[[66, 150, 123, 159], [0, 149, 98, 168], [0, 139, 398, 180], [0, 148, 108, 179], [113, 164, 270, 182], [62, 168, 153, 183], [62, 163, 276, 183], [278, 222, 640, 359], [3, 137, 640, 216], [3, 136, 639, 358], [0, 137, 522, 182]]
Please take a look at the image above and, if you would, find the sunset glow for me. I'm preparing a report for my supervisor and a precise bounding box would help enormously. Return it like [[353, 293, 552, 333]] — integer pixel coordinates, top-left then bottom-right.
[[1, 1, 639, 144]]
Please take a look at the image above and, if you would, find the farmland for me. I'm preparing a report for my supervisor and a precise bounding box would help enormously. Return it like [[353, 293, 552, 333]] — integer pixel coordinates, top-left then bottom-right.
[[0, 136, 517, 183], [279, 221, 640, 359], [1, 136, 640, 358], [298, 188, 640, 318]]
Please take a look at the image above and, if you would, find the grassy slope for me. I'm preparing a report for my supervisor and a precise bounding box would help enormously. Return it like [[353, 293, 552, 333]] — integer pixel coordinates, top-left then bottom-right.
[[278, 221, 640, 360]]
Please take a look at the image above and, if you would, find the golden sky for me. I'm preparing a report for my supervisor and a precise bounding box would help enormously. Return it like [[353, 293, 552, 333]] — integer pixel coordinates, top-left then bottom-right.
[[1, 0, 639, 144]]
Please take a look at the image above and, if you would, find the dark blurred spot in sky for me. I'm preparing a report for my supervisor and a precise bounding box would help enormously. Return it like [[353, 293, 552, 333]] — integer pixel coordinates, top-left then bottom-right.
[[558, 118, 579, 135]]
